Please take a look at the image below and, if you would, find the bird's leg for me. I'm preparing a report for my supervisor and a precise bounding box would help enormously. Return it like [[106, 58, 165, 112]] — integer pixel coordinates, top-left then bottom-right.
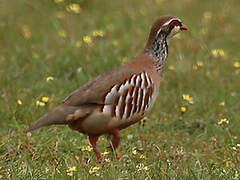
[[109, 129, 121, 160], [89, 135, 103, 161]]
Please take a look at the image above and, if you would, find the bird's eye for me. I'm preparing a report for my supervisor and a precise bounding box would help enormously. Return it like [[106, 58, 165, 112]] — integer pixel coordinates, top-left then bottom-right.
[[170, 20, 180, 26]]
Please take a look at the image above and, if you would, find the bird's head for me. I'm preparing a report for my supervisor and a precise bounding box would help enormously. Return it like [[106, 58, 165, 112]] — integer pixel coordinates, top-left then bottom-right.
[[145, 15, 188, 49]]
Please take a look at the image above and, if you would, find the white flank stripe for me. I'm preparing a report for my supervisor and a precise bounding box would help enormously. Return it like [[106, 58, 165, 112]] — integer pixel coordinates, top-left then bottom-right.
[[103, 105, 111, 114], [119, 81, 130, 93], [130, 74, 136, 85], [122, 93, 131, 119], [145, 73, 151, 86], [141, 88, 146, 111], [130, 87, 136, 116], [115, 96, 122, 118], [136, 88, 142, 112], [140, 73, 145, 88], [136, 75, 140, 86], [105, 85, 118, 104]]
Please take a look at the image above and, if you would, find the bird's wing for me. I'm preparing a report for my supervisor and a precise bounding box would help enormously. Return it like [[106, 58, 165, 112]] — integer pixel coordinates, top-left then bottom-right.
[[63, 65, 139, 106]]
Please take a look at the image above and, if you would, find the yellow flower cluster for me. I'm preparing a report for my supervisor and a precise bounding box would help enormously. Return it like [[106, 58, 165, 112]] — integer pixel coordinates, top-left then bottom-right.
[[217, 118, 229, 125], [196, 61, 204, 68], [211, 49, 227, 58], [180, 106, 187, 113], [81, 145, 93, 152], [66, 4, 81, 14], [58, 30, 67, 38], [121, 57, 128, 63], [219, 101, 225, 106], [54, 0, 64, 3], [82, 30, 105, 46], [92, 30, 105, 37], [89, 166, 101, 175], [182, 94, 194, 104], [46, 76, 54, 82], [232, 144, 240, 151], [17, 99, 23, 105], [21, 25, 31, 39], [36, 96, 50, 107], [233, 61, 240, 68], [132, 148, 146, 159], [136, 163, 150, 171], [66, 166, 77, 176], [83, 36, 92, 45]]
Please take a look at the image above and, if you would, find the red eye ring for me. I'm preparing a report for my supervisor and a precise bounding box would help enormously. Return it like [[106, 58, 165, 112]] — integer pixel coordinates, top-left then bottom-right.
[[170, 20, 180, 26]]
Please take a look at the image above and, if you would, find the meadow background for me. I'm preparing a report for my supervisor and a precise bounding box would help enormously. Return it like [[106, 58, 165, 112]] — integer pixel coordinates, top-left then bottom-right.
[[0, 0, 240, 179]]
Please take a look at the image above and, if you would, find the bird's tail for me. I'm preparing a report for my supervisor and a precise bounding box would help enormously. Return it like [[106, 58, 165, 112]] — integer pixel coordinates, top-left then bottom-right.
[[25, 104, 78, 132]]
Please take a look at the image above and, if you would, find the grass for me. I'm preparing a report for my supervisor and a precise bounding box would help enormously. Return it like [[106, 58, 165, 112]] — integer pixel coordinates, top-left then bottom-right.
[[1, 0, 240, 179]]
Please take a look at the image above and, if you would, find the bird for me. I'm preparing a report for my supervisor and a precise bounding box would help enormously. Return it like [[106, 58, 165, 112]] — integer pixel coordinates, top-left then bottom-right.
[[25, 15, 188, 161]]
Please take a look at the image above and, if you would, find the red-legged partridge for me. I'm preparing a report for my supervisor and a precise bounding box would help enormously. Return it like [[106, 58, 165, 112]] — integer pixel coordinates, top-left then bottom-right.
[[26, 15, 188, 161]]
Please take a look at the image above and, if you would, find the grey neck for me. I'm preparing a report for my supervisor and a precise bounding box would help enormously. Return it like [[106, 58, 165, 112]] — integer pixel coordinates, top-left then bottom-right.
[[148, 31, 168, 73]]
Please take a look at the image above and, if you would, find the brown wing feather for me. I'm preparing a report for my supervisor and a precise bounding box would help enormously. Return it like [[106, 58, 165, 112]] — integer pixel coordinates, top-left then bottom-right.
[[63, 64, 140, 106]]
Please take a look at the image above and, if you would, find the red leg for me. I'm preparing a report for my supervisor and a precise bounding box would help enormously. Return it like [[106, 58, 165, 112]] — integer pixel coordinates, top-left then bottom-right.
[[109, 129, 121, 160], [89, 135, 103, 161]]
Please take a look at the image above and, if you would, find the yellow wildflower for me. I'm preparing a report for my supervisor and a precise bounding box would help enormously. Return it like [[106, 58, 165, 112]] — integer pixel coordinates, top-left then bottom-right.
[[196, 61, 204, 67], [17, 99, 23, 105], [217, 118, 229, 125], [92, 30, 104, 37], [66, 4, 81, 14], [89, 166, 101, 175], [67, 172, 73, 176], [105, 158, 111, 163], [180, 106, 187, 113], [32, 52, 39, 59], [58, 30, 67, 38], [168, 65, 175, 70], [219, 101, 225, 106], [182, 94, 194, 104], [139, 154, 146, 159], [66, 166, 77, 176], [46, 76, 54, 82], [237, 144, 240, 148], [144, 166, 150, 171], [211, 49, 227, 58], [21, 25, 31, 39], [102, 151, 109, 156], [83, 36, 92, 45], [232, 146, 237, 151], [121, 57, 128, 63], [233, 61, 240, 68], [54, 0, 64, 3], [81, 145, 93, 152], [41, 96, 50, 103], [132, 149, 137, 155], [136, 163, 150, 171], [225, 161, 230, 168], [36, 100, 45, 107]]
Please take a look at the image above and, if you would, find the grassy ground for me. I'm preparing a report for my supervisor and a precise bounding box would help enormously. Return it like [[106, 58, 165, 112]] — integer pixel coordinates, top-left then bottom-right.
[[1, 0, 240, 179]]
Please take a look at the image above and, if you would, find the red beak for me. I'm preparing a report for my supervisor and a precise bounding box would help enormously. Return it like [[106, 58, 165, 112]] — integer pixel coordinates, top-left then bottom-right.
[[180, 23, 188, 31]]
